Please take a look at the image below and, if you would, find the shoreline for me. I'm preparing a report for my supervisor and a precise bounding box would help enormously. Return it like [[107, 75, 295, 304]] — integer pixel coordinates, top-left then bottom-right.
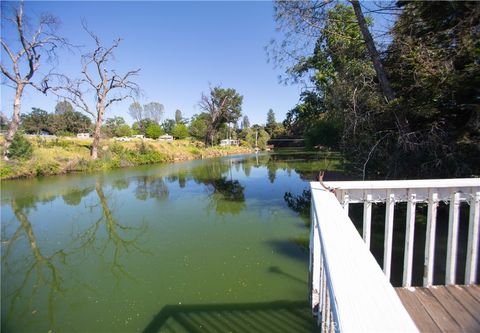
[[0, 137, 254, 180]]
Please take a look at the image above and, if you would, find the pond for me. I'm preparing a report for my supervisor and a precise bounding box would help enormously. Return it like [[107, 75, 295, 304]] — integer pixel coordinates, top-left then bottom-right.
[[1, 152, 345, 333]]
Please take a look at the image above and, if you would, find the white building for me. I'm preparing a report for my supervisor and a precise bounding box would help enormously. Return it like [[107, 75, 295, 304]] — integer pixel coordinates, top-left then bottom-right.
[[220, 139, 239, 146], [159, 134, 174, 141], [77, 133, 90, 139]]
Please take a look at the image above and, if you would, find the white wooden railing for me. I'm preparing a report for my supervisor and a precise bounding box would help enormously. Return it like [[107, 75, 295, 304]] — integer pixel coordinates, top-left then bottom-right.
[[309, 178, 480, 332]]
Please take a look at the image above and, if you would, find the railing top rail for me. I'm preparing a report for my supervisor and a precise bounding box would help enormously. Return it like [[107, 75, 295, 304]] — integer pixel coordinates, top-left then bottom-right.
[[312, 178, 480, 191], [310, 183, 419, 332]]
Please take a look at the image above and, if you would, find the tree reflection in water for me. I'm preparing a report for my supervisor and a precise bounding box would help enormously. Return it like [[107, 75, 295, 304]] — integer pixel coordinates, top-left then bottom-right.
[[133, 176, 169, 201], [2, 180, 148, 331]]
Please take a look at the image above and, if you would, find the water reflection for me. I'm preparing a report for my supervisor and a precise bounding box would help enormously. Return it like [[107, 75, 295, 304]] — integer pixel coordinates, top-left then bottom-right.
[[133, 176, 169, 201], [2, 181, 148, 331], [1, 152, 345, 332]]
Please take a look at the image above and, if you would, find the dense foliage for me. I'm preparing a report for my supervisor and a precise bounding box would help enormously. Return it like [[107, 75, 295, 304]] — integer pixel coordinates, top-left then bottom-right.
[[279, 1, 479, 178]]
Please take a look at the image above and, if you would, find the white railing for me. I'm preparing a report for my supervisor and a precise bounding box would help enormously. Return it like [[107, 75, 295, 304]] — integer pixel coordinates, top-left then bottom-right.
[[310, 178, 480, 332], [318, 178, 480, 287], [310, 185, 418, 332]]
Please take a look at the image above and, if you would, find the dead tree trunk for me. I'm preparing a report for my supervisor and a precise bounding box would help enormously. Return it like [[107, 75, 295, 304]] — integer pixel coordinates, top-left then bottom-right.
[[4, 84, 25, 158]]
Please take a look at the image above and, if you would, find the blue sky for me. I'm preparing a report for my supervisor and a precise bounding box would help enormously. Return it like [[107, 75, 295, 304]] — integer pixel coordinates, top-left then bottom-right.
[[1, 1, 304, 126]]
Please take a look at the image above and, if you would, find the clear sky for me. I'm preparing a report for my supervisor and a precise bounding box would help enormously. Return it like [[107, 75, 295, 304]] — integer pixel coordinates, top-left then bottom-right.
[[1, 1, 305, 126]]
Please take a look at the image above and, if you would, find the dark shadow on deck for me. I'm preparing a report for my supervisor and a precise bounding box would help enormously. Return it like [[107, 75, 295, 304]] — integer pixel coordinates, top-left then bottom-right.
[[142, 300, 316, 333]]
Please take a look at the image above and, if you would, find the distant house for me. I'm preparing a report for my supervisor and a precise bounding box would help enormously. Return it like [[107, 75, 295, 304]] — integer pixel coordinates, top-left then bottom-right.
[[159, 134, 174, 141], [220, 139, 239, 146], [132, 134, 145, 139], [114, 137, 131, 142], [77, 133, 90, 139]]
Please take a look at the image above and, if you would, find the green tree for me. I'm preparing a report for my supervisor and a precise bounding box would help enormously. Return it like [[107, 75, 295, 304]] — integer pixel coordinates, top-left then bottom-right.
[[198, 86, 243, 146], [55, 101, 74, 115], [189, 113, 209, 140], [265, 109, 277, 136], [8, 132, 32, 160], [171, 123, 189, 139], [241, 115, 250, 129], [115, 124, 133, 137], [54, 111, 92, 135], [145, 123, 164, 139], [132, 118, 156, 135], [244, 127, 270, 149], [175, 109, 185, 124], [104, 116, 126, 137], [20, 108, 51, 134], [161, 119, 176, 134]]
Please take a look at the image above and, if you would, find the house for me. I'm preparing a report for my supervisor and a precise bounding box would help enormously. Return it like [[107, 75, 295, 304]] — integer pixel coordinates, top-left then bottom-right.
[[77, 133, 90, 139], [114, 136, 131, 142], [220, 139, 239, 146], [158, 134, 174, 141]]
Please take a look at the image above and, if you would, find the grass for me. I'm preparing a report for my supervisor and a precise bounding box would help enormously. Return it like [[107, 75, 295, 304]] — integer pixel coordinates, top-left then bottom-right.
[[0, 136, 252, 180]]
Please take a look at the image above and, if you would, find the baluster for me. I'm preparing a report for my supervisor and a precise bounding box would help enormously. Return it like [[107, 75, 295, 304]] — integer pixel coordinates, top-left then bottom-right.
[[403, 193, 416, 287], [465, 192, 480, 284], [343, 194, 350, 215], [384, 192, 395, 280], [424, 192, 439, 286], [446, 192, 460, 285], [363, 193, 372, 249]]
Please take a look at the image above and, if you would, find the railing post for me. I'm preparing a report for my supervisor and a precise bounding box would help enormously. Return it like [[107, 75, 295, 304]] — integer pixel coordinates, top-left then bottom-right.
[[446, 192, 460, 285], [343, 194, 350, 215], [363, 193, 372, 249], [465, 191, 480, 284], [384, 192, 395, 280], [424, 191, 438, 287], [403, 193, 416, 287]]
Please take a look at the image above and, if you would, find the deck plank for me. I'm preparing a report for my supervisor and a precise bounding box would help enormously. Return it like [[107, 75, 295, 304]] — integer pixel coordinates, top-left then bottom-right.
[[462, 285, 480, 303], [444, 285, 480, 320], [395, 286, 480, 333], [429, 286, 480, 333], [395, 288, 440, 333]]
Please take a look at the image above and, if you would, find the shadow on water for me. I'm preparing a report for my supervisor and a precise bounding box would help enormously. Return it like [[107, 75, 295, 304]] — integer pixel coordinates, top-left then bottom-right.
[[142, 300, 316, 333]]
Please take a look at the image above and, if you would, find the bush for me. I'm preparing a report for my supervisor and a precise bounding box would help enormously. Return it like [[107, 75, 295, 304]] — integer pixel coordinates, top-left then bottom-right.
[[8, 132, 33, 160], [172, 124, 189, 139], [115, 124, 133, 137], [145, 123, 164, 139]]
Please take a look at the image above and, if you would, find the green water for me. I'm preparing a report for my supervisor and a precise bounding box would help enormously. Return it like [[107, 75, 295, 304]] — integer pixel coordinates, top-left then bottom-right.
[[1, 152, 343, 333]]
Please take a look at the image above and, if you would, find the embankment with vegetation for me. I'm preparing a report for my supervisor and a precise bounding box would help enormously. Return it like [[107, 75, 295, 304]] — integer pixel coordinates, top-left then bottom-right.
[[0, 136, 252, 180]]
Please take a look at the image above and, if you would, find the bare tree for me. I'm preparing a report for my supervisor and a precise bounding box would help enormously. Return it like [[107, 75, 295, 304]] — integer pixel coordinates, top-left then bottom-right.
[[128, 101, 143, 124], [0, 0, 67, 159], [144, 101, 164, 124], [59, 25, 140, 159]]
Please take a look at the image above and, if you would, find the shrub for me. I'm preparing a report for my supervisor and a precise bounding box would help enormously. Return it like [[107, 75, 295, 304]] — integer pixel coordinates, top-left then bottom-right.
[[8, 132, 33, 160], [171, 124, 189, 139], [145, 123, 164, 139], [115, 124, 133, 137]]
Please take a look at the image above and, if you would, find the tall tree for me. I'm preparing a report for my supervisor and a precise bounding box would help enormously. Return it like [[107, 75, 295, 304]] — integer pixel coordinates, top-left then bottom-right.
[[59, 25, 140, 159], [175, 109, 183, 124], [198, 86, 243, 146], [241, 115, 250, 129], [55, 100, 74, 115], [0, 0, 68, 159], [144, 102, 164, 124], [128, 102, 144, 125], [265, 109, 277, 136]]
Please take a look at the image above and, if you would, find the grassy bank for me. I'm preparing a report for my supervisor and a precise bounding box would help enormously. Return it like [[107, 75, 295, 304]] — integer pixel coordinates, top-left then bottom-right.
[[0, 136, 252, 180]]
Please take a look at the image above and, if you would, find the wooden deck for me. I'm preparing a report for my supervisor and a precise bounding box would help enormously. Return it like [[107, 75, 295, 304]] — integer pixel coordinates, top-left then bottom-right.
[[396, 285, 480, 333]]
